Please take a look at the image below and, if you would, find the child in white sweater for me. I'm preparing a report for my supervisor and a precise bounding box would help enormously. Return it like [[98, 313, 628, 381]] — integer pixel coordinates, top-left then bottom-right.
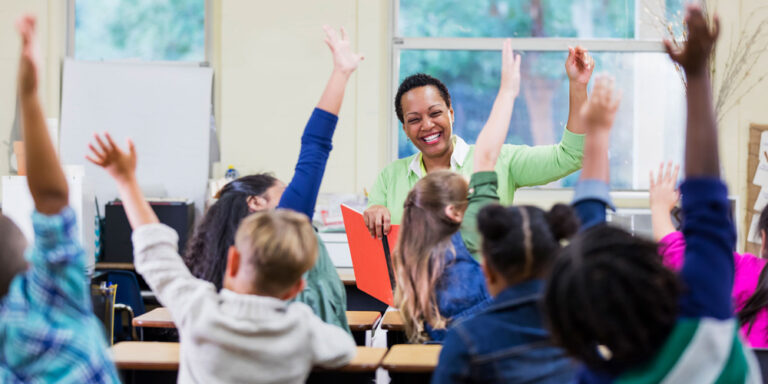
[[85, 29, 358, 384], [88, 131, 356, 383]]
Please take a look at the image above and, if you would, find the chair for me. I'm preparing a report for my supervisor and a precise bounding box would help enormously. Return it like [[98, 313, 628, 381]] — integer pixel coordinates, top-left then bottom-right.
[[94, 270, 146, 342], [752, 348, 768, 384]]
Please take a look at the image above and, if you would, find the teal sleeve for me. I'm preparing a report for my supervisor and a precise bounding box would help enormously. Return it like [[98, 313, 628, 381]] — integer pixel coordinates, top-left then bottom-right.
[[461, 171, 499, 262]]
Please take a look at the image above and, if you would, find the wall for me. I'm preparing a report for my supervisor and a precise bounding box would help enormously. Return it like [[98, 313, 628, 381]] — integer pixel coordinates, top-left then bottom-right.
[[216, 0, 391, 195]]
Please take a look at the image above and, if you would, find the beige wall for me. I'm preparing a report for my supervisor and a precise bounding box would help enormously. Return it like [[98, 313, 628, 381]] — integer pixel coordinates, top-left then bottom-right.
[[2, 0, 767, 242], [0, 0, 66, 198], [216, 0, 390, 195]]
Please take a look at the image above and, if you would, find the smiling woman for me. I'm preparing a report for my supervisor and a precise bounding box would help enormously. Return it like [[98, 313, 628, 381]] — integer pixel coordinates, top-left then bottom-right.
[[363, 47, 592, 238]]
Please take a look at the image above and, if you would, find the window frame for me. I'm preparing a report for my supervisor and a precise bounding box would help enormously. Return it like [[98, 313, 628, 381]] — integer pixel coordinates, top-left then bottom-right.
[[65, 0, 212, 65], [389, 0, 681, 190]]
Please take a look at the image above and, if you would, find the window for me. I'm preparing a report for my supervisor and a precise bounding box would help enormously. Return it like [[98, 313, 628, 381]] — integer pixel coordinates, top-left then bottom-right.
[[71, 0, 206, 62], [393, 0, 686, 189]]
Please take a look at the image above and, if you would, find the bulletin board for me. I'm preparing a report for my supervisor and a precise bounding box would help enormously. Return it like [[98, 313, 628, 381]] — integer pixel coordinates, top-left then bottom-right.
[[746, 123, 768, 255]]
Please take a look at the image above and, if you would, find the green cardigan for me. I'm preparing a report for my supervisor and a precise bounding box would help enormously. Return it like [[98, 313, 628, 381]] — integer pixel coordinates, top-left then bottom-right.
[[368, 131, 584, 224]]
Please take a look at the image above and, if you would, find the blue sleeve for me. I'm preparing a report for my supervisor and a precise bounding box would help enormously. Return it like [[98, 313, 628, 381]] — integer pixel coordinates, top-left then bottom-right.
[[277, 108, 338, 219], [28, 207, 89, 310], [678, 178, 735, 319], [572, 179, 615, 231], [431, 328, 471, 384]]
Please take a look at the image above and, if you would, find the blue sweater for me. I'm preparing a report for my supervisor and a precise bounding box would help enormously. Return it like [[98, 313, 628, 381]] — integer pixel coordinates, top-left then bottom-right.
[[277, 108, 337, 219]]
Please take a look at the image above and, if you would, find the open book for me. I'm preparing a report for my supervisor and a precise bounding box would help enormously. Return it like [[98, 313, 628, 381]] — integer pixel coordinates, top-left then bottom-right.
[[341, 204, 400, 306]]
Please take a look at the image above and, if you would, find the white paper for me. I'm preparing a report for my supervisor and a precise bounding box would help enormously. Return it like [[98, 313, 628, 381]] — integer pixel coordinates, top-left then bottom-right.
[[748, 213, 762, 244], [754, 163, 768, 187]]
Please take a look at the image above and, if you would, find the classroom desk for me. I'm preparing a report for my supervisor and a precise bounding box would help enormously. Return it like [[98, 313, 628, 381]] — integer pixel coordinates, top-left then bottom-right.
[[112, 342, 385, 384], [95, 262, 135, 270], [382, 310, 407, 347], [112, 342, 179, 371], [133, 307, 381, 346], [382, 344, 442, 384]]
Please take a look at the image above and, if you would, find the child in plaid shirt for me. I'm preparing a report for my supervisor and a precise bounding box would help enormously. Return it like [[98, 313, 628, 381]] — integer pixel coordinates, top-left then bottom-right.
[[0, 16, 119, 384]]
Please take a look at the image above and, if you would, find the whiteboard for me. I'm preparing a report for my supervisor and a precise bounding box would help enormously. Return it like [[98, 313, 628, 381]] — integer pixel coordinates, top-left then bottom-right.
[[59, 59, 213, 261]]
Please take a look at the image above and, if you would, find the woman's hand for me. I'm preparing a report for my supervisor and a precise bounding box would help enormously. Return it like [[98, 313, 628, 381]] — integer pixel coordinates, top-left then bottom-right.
[[323, 25, 364, 76], [363, 205, 391, 239], [565, 46, 594, 86]]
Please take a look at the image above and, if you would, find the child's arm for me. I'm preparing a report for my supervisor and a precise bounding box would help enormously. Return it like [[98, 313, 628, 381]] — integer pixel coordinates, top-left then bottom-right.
[[649, 162, 680, 241], [278, 26, 363, 219], [87, 134, 210, 323], [17, 16, 68, 215], [306, 306, 356, 368], [473, 39, 520, 172], [666, 5, 734, 319], [571, 75, 621, 230], [15, 16, 92, 310], [461, 40, 520, 255]]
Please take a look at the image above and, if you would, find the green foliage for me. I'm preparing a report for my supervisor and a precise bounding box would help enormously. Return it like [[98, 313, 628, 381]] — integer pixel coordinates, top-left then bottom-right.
[[75, 0, 205, 61]]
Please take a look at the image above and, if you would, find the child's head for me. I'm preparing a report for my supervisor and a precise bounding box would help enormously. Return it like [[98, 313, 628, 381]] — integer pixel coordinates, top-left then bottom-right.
[[477, 204, 578, 295], [222, 209, 317, 299], [184, 173, 282, 290], [544, 224, 680, 373], [0, 214, 28, 299], [738, 204, 768, 329], [393, 170, 468, 342]]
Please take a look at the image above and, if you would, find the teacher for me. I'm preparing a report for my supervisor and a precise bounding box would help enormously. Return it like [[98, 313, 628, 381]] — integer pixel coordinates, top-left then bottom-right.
[[364, 47, 595, 238]]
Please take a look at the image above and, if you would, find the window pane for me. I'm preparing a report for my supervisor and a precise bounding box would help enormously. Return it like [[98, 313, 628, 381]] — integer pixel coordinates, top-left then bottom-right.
[[397, 50, 685, 189], [75, 0, 205, 61], [399, 0, 636, 38]]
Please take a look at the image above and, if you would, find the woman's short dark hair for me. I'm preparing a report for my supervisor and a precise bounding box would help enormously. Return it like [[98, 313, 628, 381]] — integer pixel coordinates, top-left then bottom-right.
[[544, 224, 680, 373], [478, 203, 578, 283], [395, 73, 452, 124], [183, 173, 278, 290]]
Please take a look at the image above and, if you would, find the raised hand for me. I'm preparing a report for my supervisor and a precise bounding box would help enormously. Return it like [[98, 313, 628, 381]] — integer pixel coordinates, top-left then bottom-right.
[[565, 46, 594, 85], [499, 39, 522, 98], [16, 15, 39, 96], [664, 4, 719, 76], [86, 133, 137, 184], [323, 25, 364, 76], [581, 75, 622, 132], [649, 162, 680, 213]]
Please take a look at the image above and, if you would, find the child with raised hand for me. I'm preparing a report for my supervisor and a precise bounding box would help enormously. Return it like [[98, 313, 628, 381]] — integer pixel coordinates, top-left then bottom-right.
[[393, 39, 521, 343], [544, 5, 761, 382], [182, 25, 363, 332], [650, 162, 768, 348], [87, 131, 356, 383], [0, 16, 119, 383]]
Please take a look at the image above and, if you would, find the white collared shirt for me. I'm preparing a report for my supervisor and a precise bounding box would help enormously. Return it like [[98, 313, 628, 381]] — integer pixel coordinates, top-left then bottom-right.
[[408, 135, 471, 178]]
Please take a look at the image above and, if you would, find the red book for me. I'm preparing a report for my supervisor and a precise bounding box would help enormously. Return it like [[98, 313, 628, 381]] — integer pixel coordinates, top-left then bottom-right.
[[341, 204, 399, 306]]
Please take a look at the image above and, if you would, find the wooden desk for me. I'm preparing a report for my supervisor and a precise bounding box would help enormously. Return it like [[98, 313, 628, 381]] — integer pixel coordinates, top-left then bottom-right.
[[337, 268, 356, 286], [381, 310, 404, 331], [112, 341, 179, 371], [346, 311, 381, 332], [133, 307, 174, 328], [382, 344, 441, 373], [133, 308, 378, 331], [95, 262, 135, 270]]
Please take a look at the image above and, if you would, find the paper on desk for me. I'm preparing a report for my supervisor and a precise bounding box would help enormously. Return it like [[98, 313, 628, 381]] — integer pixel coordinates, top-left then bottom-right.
[[748, 213, 762, 244]]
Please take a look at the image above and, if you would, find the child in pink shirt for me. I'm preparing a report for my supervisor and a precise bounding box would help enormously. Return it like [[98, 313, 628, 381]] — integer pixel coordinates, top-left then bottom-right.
[[650, 162, 768, 347]]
